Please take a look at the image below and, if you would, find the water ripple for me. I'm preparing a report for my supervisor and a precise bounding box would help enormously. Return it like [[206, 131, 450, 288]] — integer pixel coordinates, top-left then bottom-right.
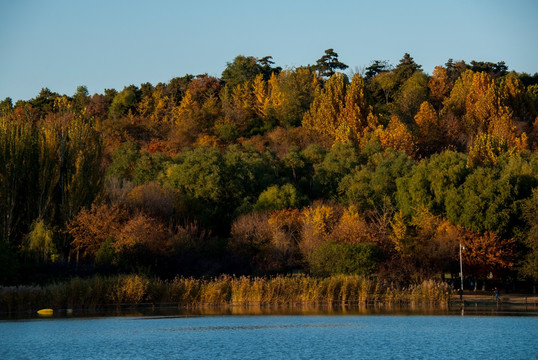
[[155, 322, 357, 332]]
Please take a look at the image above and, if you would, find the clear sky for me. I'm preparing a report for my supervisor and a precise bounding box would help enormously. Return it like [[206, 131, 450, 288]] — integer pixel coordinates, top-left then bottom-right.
[[1, 0, 537, 102]]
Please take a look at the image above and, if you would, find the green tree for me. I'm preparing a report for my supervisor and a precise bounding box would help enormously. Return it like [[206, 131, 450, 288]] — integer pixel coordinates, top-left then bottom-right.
[[221, 55, 262, 91], [222, 144, 277, 214], [72, 85, 89, 114], [30, 88, 59, 118], [131, 152, 169, 185], [106, 142, 140, 180], [313, 48, 348, 78], [466, 133, 514, 168], [163, 146, 231, 228], [442, 69, 474, 118], [521, 189, 538, 283], [257, 56, 282, 80], [277, 68, 320, 127], [254, 183, 307, 212], [165, 74, 194, 105], [283, 146, 306, 182], [365, 60, 391, 80], [394, 71, 429, 122], [446, 154, 538, 238], [36, 123, 62, 219], [340, 148, 414, 211], [373, 71, 397, 104], [0, 97, 13, 116], [393, 53, 422, 85], [313, 142, 362, 199], [445, 59, 470, 82], [308, 242, 381, 276], [470, 60, 508, 78], [396, 151, 469, 218], [109, 86, 139, 119]]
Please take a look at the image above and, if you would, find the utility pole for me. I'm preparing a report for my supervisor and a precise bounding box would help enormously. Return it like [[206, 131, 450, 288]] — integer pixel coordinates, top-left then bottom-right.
[[459, 243, 464, 291]]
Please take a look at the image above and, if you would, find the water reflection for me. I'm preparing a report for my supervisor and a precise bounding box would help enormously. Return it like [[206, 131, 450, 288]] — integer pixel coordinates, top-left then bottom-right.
[[2, 302, 536, 321]]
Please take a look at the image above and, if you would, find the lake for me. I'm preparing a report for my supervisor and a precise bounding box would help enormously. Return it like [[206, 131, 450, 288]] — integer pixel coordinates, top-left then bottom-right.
[[1, 309, 537, 359]]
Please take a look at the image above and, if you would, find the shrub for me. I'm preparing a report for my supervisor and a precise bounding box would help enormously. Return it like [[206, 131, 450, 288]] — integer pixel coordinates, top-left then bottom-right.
[[308, 242, 382, 276], [254, 183, 308, 212]]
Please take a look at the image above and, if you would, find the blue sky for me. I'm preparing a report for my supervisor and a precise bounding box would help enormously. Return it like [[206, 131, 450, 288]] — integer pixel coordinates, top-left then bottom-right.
[[1, 0, 537, 102]]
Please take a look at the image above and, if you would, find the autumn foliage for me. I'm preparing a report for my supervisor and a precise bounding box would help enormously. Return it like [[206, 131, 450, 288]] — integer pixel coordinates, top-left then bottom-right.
[[1, 52, 537, 288]]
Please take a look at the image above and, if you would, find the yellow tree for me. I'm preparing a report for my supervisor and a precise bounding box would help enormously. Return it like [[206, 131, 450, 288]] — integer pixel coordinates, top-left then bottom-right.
[[304, 73, 373, 145], [414, 101, 441, 154], [466, 133, 515, 168], [463, 71, 497, 135], [428, 65, 453, 109], [266, 72, 283, 116], [442, 69, 474, 118], [410, 207, 459, 271], [137, 89, 171, 138], [337, 74, 371, 143], [251, 74, 270, 118], [389, 210, 411, 255], [172, 90, 196, 125], [300, 204, 338, 256], [329, 205, 375, 244], [169, 90, 200, 148], [224, 81, 256, 131], [267, 209, 303, 269], [378, 115, 417, 157], [24, 219, 59, 263], [488, 106, 528, 150], [303, 73, 346, 138], [149, 90, 170, 124]]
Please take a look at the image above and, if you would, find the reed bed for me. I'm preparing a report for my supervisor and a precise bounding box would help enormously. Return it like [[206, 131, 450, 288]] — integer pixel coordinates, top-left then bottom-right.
[[0, 275, 452, 313]]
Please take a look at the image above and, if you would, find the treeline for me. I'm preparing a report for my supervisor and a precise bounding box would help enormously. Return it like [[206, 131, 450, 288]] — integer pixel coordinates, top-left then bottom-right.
[[1, 50, 537, 289]]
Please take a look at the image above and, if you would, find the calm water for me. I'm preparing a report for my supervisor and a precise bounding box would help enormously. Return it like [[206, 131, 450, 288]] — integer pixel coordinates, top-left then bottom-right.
[[1, 311, 537, 359]]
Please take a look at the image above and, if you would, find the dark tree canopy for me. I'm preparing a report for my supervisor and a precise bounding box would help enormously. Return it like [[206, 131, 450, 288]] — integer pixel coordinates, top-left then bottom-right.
[[470, 60, 508, 78], [313, 48, 349, 77], [365, 60, 392, 80], [393, 53, 422, 84], [257, 56, 282, 80], [221, 55, 261, 89]]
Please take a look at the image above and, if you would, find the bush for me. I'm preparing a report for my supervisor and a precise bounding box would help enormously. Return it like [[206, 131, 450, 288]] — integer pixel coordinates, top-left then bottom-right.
[[308, 242, 382, 276], [254, 183, 308, 212]]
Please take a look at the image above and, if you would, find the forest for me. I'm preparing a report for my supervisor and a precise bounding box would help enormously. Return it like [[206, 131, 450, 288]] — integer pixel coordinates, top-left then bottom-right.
[[1, 50, 537, 292]]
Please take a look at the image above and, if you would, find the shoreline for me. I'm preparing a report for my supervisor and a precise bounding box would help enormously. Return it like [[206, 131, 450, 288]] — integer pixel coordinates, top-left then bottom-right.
[[450, 293, 538, 305], [2, 300, 537, 320], [2, 274, 537, 316]]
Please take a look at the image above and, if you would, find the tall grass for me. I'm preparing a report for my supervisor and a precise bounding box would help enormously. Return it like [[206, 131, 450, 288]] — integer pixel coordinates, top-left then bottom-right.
[[0, 275, 452, 313]]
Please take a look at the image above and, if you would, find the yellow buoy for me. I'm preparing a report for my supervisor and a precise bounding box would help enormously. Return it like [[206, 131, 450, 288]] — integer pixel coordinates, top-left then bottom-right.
[[37, 308, 53, 316]]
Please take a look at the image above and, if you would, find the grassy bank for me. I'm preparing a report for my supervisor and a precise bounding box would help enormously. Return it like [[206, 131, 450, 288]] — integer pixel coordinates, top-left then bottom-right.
[[0, 275, 452, 313]]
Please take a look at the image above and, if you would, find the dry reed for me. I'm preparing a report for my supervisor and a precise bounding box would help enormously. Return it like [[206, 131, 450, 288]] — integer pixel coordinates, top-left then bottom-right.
[[0, 274, 452, 313]]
